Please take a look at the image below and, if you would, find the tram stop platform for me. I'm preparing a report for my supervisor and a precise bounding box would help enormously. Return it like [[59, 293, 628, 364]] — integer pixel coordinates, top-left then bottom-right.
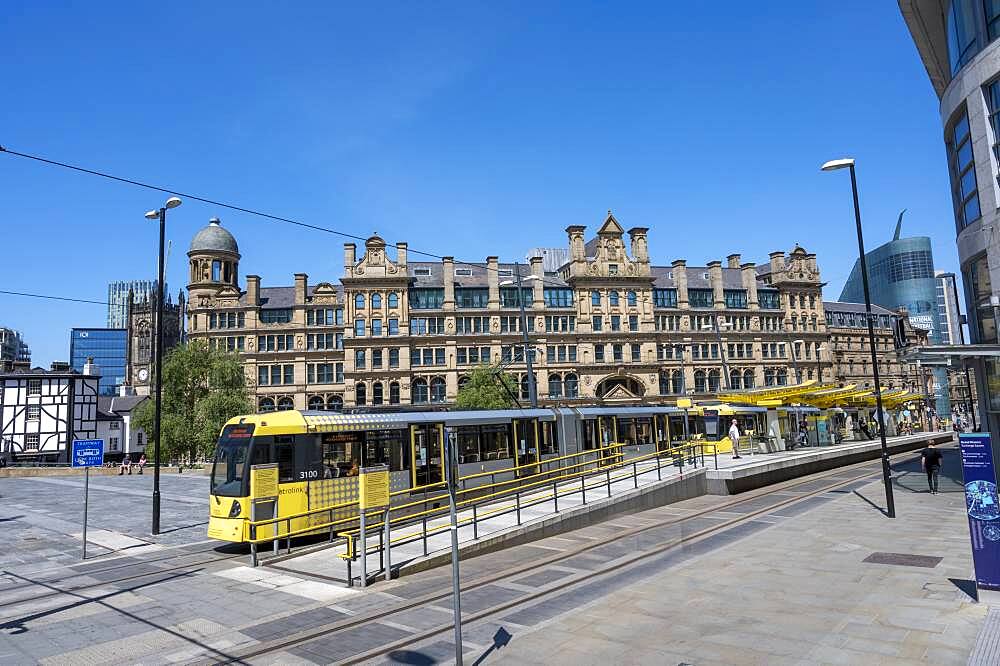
[[268, 431, 955, 587]]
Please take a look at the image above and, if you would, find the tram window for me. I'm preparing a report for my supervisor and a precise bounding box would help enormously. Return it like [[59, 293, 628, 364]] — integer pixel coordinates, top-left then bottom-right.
[[364, 429, 408, 471], [582, 420, 599, 450], [540, 422, 557, 455], [321, 432, 362, 476], [275, 436, 296, 482], [457, 426, 481, 463], [480, 424, 512, 461]]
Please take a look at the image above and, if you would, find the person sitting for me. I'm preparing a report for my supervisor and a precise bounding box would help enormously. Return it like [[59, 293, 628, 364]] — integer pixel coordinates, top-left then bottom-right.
[[119, 457, 131, 475], [137, 454, 147, 475]]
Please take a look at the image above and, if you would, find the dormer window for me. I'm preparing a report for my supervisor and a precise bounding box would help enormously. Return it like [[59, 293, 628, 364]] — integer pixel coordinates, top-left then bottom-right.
[[703, 272, 710, 280], [608, 264, 619, 275], [499, 269, 513, 277], [415, 268, 431, 276], [455, 268, 472, 276]]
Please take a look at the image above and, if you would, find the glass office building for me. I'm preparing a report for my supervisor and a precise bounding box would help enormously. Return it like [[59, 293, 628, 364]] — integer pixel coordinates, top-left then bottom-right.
[[902, 0, 1000, 441], [69, 328, 127, 396], [107, 280, 159, 329], [839, 232, 949, 414]]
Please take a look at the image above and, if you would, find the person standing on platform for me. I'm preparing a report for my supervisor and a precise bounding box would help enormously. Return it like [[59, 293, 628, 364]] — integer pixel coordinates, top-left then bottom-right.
[[729, 419, 742, 460], [921, 441, 943, 495]]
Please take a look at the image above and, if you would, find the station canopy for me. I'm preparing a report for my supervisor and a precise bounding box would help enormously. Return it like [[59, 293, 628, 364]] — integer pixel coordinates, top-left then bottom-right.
[[716, 380, 924, 411]]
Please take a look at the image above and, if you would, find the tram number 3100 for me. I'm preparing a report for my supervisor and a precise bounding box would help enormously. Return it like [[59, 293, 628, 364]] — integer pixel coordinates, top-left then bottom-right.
[[298, 470, 320, 481]]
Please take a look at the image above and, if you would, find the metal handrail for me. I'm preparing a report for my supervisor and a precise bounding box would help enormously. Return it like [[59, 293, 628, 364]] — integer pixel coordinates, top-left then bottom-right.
[[245, 439, 709, 548]]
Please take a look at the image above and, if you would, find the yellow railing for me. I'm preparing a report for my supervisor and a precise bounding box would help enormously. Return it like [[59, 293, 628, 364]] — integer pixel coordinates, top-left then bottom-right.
[[246, 439, 716, 564]]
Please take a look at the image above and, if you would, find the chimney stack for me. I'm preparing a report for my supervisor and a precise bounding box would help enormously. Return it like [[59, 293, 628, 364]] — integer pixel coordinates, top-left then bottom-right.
[[397, 241, 408, 267], [442, 257, 455, 309], [727, 253, 741, 269], [344, 243, 357, 275], [672, 259, 689, 307], [246, 275, 261, 307], [529, 256, 544, 307], [487, 256, 499, 308], [294, 273, 308, 305]]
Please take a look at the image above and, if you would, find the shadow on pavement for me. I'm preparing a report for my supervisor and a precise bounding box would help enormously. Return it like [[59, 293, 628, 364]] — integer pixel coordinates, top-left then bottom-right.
[[852, 490, 890, 517], [387, 649, 437, 665]]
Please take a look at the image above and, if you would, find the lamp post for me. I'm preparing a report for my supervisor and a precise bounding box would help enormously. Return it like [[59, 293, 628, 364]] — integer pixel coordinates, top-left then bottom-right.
[[499, 266, 539, 408], [940, 272, 978, 429], [144, 197, 182, 535], [816, 344, 826, 382], [822, 158, 895, 518], [676, 342, 691, 439], [702, 317, 732, 390]]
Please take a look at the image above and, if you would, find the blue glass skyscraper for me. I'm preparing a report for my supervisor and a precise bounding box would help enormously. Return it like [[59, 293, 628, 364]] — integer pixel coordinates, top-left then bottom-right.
[[69, 328, 127, 395], [839, 215, 948, 414]]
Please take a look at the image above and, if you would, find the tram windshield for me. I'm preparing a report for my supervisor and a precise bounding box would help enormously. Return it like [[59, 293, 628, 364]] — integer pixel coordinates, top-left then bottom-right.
[[211, 424, 255, 497]]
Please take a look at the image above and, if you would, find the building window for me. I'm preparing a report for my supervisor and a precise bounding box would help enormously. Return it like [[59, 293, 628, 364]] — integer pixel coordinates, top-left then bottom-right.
[[388, 292, 399, 309], [694, 370, 706, 393], [109, 437, 120, 451], [947, 109, 981, 231], [372, 350, 383, 369], [430, 377, 446, 403], [591, 291, 601, 307], [609, 291, 620, 307], [355, 383, 366, 406], [355, 319, 365, 337], [500, 287, 531, 308], [260, 309, 292, 324], [372, 382, 384, 405], [544, 288, 574, 308], [308, 395, 325, 410], [259, 398, 275, 412], [26, 405, 40, 420], [456, 288, 489, 308], [25, 434, 39, 450], [413, 378, 429, 403], [371, 319, 382, 336], [758, 290, 780, 310], [371, 293, 382, 309], [389, 348, 400, 368], [327, 395, 343, 412], [592, 316, 603, 332], [355, 350, 366, 369], [631, 344, 641, 361], [708, 369, 720, 392], [388, 318, 399, 335], [355, 294, 365, 310], [276, 396, 294, 412], [629, 315, 638, 332], [27, 379, 41, 395], [610, 315, 621, 332], [723, 289, 748, 309], [688, 289, 714, 308], [110, 420, 120, 429], [626, 290, 637, 307], [613, 344, 623, 362], [743, 369, 754, 389], [389, 382, 400, 405], [947, 0, 979, 74], [548, 374, 563, 398], [565, 373, 578, 398], [653, 289, 677, 308], [410, 288, 445, 309]]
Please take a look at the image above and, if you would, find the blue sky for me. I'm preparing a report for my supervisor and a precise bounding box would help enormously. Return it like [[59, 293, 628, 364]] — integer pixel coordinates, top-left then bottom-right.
[[1, 1, 955, 365]]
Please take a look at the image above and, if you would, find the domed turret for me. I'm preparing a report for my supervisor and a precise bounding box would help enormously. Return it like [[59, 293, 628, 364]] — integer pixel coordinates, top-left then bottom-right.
[[187, 217, 241, 317], [190, 217, 239, 254]]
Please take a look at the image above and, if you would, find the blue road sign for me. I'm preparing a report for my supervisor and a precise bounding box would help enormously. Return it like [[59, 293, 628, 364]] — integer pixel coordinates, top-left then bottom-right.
[[72, 439, 104, 468]]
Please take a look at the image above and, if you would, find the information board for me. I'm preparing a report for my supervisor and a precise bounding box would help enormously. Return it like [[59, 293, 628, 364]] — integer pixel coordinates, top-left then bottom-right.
[[250, 464, 278, 498], [676, 398, 692, 409], [959, 433, 1000, 592], [71, 439, 104, 468], [359, 465, 390, 509]]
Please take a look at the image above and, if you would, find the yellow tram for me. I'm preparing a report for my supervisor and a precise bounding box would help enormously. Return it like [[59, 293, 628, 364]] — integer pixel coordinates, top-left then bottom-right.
[[208, 408, 561, 543]]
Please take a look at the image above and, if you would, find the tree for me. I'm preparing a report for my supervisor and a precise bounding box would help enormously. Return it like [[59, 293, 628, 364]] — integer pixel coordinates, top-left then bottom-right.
[[133, 340, 251, 464], [455, 365, 518, 410]]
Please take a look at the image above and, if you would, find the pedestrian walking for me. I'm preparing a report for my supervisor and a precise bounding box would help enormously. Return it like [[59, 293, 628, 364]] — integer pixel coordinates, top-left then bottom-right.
[[729, 418, 742, 459], [921, 441, 943, 495]]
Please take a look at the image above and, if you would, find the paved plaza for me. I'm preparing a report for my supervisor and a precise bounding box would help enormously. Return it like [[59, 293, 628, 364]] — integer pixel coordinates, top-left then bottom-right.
[[0, 441, 991, 664]]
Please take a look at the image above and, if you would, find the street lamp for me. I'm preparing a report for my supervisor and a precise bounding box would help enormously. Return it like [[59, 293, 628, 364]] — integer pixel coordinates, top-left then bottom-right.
[[816, 344, 826, 382], [701, 317, 732, 390], [499, 266, 539, 408], [144, 196, 181, 535], [822, 158, 895, 518]]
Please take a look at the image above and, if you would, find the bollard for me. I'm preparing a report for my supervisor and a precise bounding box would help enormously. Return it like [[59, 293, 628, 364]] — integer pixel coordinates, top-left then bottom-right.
[[633, 461, 638, 488], [472, 503, 478, 540], [553, 480, 559, 513], [516, 491, 521, 525], [581, 475, 587, 504], [606, 468, 612, 497]]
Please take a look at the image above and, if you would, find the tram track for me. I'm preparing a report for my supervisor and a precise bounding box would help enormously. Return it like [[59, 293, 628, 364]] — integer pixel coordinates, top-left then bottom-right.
[[209, 450, 922, 665], [0, 544, 246, 613]]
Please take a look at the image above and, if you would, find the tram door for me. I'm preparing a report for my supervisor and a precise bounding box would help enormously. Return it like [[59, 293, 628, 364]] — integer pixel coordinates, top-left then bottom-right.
[[411, 423, 444, 487]]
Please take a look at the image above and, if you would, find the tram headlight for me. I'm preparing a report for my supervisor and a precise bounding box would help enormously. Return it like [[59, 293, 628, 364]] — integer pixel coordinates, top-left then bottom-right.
[[229, 500, 242, 518]]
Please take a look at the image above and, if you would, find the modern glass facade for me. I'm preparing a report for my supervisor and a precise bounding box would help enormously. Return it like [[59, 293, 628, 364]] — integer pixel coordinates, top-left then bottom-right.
[[107, 280, 159, 329], [839, 234, 949, 413], [69, 328, 127, 396]]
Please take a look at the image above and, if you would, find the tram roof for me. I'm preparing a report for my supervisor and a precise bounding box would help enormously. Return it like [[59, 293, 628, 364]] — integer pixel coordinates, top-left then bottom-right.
[[228, 408, 557, 434], [572, 406, 681, 417]]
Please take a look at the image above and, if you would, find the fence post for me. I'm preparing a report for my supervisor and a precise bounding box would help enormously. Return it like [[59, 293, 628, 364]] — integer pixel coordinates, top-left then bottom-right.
[[606, 468, 612, 497], [553, 480, 559, 513], [516, 491, 521, 525], [422, 513, 428, 556], [656, 450, 662, 481], [581, 475, 587, 504], [472, 503, 479, 540], [633, 461, 638, 488]]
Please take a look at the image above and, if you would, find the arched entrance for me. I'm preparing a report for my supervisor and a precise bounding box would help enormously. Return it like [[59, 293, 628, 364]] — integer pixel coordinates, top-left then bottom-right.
[[594, 375, 645, 401]]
